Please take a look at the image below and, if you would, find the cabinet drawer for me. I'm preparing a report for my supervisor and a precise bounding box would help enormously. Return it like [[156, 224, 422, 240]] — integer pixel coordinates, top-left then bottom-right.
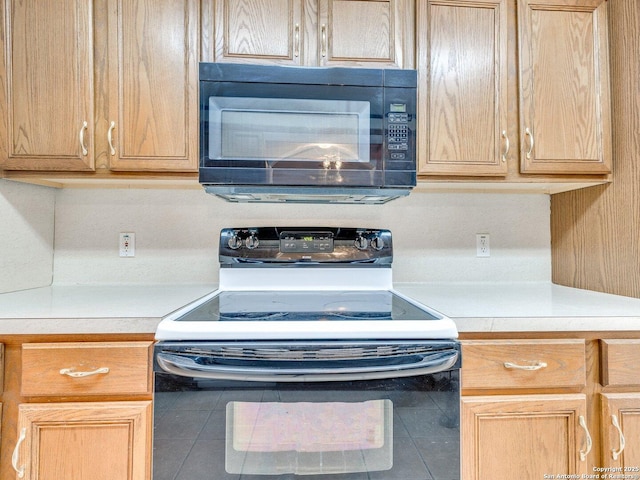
[[601, 339, 640, 387], [462, 339, 586, 391], [22, 342, 152, 396]]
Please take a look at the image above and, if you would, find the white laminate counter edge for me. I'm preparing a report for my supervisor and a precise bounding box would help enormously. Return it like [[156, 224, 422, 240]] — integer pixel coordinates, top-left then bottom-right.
[[0, 282, 639, 335]]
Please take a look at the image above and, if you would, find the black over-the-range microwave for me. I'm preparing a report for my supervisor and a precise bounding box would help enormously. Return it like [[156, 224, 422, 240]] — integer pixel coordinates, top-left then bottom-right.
[[198, 63, 418, 204]]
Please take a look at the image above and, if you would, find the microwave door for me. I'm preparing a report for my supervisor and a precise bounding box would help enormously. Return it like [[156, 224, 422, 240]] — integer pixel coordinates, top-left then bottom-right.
[[209, 97, 371, 166]]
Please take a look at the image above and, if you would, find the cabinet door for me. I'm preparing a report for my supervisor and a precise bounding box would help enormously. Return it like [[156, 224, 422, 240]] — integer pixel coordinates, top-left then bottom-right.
[[103, 0, 199, 172], [518, 0, 611, 174], [317, 0, 414, 68], [417, 0, 508, 175], [0, 0, 94, 171], [601, 393, 640, 471], [206, 0, 305, 65], [15, 401, 152, 480], [462, 394, 590, 479]]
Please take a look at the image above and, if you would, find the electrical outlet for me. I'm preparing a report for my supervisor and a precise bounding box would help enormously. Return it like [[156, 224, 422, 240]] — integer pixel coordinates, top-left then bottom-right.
[[476, 233, 490, 257], [119, 232, 135, 257]]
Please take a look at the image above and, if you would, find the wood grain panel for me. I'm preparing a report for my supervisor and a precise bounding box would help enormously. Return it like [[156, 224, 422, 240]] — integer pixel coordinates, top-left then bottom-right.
[[319, 0, 413, 68], [21, 342, 152, 397], [418, 0, 508, 176], [0, 0, 94, 171], [327, 1, 392, 61], [601, 394, 640, 470], [17, 401, 151, 480], [211, 0, 304, 64], [518, 0, 611, 174], [106, 0, 199, 171], [551, 0, 640, 297], [227, 0, 293, 58], [601, 340, 640, 387], [462, 394, 588, 479], [462, 339, 586, 391]]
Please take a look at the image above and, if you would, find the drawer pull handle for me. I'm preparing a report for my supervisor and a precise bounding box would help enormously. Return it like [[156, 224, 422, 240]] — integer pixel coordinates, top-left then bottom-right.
[[12, 427, 26, 478], [611, 414, 626, 460], [579, 415, 592, 461], [503, 361, 547, 371], [60, 367, 110, 378]]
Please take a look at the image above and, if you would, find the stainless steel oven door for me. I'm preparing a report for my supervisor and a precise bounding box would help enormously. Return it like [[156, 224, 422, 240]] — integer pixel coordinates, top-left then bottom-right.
[[153, 341, 460, 480]]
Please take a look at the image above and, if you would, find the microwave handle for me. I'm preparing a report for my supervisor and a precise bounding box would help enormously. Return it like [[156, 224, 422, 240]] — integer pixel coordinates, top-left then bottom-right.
[[156, 349, 459, 383]]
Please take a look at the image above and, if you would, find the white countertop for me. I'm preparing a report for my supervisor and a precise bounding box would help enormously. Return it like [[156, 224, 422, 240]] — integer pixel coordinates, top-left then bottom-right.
[[0, 282, 639, 335], [0, 284, 215, 335], [394, 282, 640, 333]]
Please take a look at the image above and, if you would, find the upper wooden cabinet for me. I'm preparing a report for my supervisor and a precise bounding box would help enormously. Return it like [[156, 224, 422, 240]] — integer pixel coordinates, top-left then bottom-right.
[[418, 0, 508, 176], [0, 0, 199, 173], [204, 0, 415, 68], [0, 0, 95, 171], [99, 0, 199, 172], [418, 0, 611, 178], [518, 0, 611, 174]]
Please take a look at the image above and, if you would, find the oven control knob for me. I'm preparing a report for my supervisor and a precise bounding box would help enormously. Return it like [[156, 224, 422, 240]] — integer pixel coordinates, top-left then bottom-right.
[[245, 234, 259, 249], [354, 235, 368, 250], [371, 236, 385, 251], [227, 235, 243, 250]]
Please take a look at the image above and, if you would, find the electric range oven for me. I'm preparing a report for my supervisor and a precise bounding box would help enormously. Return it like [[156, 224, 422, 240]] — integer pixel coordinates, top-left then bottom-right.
[[153, 227, 461, 480]]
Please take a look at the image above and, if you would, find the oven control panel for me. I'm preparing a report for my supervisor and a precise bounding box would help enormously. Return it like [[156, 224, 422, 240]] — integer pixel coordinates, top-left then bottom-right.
[[280, 231, 334, 253], [219, 227, 392, 266]]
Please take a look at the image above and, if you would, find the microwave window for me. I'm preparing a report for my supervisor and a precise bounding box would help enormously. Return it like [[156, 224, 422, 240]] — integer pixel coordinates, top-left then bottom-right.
[[209, 97, 370, 163]]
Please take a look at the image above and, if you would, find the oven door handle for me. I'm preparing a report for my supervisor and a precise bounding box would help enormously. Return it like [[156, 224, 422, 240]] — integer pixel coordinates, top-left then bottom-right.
[[155, 349, 459, 382]]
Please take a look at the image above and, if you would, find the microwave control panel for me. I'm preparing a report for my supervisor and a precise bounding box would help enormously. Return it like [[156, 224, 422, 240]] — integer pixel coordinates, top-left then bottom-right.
[[387, 104, 410, 159]]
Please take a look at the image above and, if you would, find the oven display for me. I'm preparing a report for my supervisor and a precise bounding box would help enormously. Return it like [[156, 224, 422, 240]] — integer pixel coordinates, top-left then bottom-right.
[[280, 232, 334, 253]]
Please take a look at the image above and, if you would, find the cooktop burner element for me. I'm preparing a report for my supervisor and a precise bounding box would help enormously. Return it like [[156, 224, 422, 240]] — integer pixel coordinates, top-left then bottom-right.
[[155, 227, 458, 341]]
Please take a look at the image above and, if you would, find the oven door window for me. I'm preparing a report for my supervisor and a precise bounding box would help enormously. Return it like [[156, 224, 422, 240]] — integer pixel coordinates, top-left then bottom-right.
[[209, 97, 370, 164], [226, 399, 392, 475]]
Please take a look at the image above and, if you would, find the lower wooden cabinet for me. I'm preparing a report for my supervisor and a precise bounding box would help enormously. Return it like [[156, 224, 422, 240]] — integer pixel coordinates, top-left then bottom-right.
[[460, 336, 640, 479], [461, 394, 589, 480], [0, 338, 154, 480], [14, 401, 152, 480], [599, 339, 640, 471], [600, 393, 640, 471]]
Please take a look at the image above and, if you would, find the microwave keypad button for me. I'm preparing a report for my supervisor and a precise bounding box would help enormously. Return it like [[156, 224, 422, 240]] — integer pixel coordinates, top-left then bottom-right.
[[388, 113, 409, 123]]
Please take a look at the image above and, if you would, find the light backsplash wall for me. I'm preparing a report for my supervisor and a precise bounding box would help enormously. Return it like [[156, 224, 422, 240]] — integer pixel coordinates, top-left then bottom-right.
[[0, 180, 55, 293], [53, 187, 551, 285]]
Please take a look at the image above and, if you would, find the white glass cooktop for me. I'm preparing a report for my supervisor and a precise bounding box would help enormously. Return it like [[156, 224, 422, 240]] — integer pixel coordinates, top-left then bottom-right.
[[175, 291, 439, 322], [156, 289, 458, 341]]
